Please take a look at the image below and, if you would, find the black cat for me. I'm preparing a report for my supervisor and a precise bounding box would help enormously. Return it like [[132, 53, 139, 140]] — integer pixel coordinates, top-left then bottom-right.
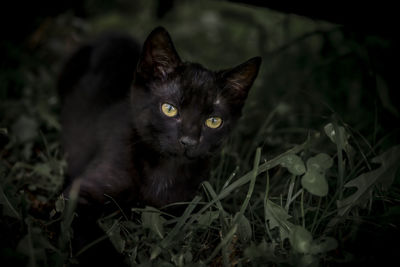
[[61, 27, 261, 209], [59, 27, 261, 264]]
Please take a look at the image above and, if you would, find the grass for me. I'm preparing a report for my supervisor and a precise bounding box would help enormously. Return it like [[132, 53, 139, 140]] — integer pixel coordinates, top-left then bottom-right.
[[1, 114, 398, 266], [1, 0, 399, 266]]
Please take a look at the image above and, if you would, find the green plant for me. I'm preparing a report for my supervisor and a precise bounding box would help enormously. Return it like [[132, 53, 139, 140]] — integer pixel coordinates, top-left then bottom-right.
[[1, 1, 399, 266]]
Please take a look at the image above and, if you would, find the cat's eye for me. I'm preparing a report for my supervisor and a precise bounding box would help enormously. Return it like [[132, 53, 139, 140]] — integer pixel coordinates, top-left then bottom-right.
[[205, 117, 223, 129], [161, 103, 178, 117]]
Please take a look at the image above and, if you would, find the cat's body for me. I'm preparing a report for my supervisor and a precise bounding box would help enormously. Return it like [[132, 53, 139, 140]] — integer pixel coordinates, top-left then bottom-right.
[[59, 27, 260, 264], [61, 27, 261, 210], [63, 96, 210, 208]]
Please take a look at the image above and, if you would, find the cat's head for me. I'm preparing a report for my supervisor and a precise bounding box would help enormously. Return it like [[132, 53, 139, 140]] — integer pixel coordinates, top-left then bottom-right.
[[131, 27, 261, 160]]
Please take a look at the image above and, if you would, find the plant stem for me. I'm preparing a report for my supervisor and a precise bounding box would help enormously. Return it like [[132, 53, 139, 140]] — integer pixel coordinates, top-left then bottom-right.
[[301, 190, 305, 228]]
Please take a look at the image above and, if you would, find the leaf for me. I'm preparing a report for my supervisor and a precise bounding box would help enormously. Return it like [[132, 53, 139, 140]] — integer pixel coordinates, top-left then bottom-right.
[[324, 123, 354, 166], [324, 123, 348, 149], [150, 246, 162, 261], [301, 171, 328, 197], [370, 145, 400, 190], [141, 206, 165, 239], [289, 225, 312, 254], [265, 200, 293, 240], [121, 220, 139, 232], [197, 210, 219, 228], [98, 219, 126, 253], [108, 223, 125, 253], [301, 153, 333, 197], [33, 163, 52, 178], [233, 212, 252, 243], [244, 239, 276, 260], [11, 115, 38, 143], [280, 154, 306, 175], [129, 246, 138, 265], [16, 224, 56, 265], [307, 153, 333, 171], [55, 195, 65, 212], [17, 233, 42, 260], [184, 251, 193, 263], [153, 196, 201, 260], [337, 145, 400, 217]]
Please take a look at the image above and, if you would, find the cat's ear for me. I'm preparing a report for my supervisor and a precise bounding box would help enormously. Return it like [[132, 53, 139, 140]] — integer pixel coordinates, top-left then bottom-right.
[[136, 27, 181, 80], [220, 57, 262, 106]]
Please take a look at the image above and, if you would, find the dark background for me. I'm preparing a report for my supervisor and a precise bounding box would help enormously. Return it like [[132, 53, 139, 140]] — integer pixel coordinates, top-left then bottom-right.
[[1, 0, 399, 266], [1, 0, 399, 145]]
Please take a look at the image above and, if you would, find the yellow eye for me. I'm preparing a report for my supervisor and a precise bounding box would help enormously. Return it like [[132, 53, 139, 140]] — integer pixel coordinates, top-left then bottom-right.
[[161, 103, 178, 117], [205, 117, 223, 129]]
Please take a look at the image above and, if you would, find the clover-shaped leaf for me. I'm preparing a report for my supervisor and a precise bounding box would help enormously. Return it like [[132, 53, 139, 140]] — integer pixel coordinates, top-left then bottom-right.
[[290, 225, 338, 256], [306, 153, 333, 171], [289, 225, 313, 254], [302, 172, 328, 197], [301, 153, 333, 197], [280, 154, 306, 175]]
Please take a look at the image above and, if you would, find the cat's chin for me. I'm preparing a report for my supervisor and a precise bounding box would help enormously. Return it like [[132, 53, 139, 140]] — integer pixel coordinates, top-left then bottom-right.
[[162, 149, 199, 161], [184, 151, 198, 161], [167, 150, 200, 161]]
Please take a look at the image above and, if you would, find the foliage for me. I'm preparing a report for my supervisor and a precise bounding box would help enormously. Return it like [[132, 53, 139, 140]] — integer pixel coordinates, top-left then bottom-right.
[[1, 0, 399, 266]]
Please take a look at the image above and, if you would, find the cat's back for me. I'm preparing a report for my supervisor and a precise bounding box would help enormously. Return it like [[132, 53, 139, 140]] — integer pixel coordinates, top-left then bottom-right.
[[58, 33, 141, 105], [59, 33, 140, 180]]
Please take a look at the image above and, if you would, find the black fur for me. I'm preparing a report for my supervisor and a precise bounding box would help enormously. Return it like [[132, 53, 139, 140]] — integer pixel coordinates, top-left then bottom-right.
[[59, 27, 261, 265]]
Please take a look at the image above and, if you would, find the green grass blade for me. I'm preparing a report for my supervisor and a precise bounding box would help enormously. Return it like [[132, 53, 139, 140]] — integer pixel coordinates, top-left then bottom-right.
[[187, 137, 316, 229], [221, 166, 239, 190], [332, 120, 346, 199], [0, 184, 21, 220], [263, 171, 273, 240], [59, 180, 80, 250], [151, 195, 201, 260], [235, 148, 261, 222], [205, 224, 238, 265]]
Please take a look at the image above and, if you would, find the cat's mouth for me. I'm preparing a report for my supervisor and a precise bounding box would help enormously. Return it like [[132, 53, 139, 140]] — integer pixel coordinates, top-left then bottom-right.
[[166, 148, 198, 160], [184, 149, 198, 160]]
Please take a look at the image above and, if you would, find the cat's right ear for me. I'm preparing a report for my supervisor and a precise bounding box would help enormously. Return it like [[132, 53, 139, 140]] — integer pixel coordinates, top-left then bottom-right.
[[219, 57, 262, 107], [136, 27, 181, 80]]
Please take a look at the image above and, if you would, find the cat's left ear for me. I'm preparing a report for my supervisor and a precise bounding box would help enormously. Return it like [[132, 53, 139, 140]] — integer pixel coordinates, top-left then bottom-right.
[[136, 27, 181, 80], [219, 57, 262, 106]]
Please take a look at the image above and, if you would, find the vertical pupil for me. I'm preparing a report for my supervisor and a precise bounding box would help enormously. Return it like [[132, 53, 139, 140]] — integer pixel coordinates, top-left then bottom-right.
[[167, 105, 172, 112], [212, 118, 217, 124]]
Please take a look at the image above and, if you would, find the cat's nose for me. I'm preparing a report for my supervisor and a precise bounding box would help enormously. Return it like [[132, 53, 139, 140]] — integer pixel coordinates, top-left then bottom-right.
[[180, 136, 198, 148]]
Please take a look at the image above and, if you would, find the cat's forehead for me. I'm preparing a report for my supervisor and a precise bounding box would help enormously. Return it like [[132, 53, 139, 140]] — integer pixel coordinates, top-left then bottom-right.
[[152, 63, 221, 106], [179, 63, 219, 105], [180, 63, 216, 89]]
